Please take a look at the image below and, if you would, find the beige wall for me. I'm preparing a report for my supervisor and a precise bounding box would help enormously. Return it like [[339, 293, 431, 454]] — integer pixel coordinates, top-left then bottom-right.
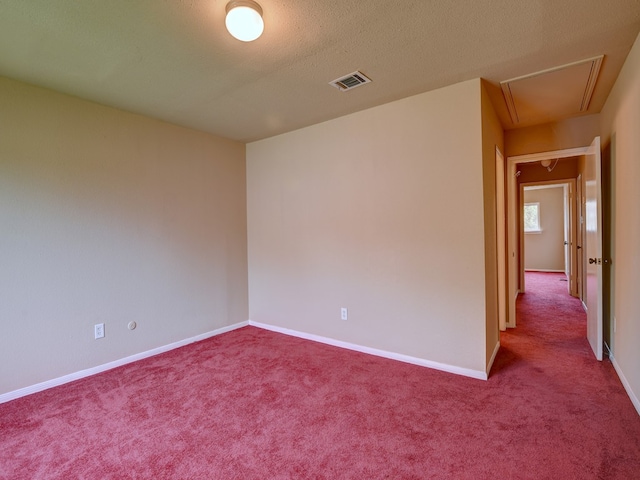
[[523, 186, 565, 271], [505, 114, 601, 158], [516, 157, 579, 184], [247, 79, 490, 374], [599, 32, 640, 410], [481, 81, 503, 369], [0, 77, 248, 395]]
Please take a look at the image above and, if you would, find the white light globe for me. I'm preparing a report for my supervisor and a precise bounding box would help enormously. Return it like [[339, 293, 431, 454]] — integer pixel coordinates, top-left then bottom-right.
[[225, 3, 264, 42]]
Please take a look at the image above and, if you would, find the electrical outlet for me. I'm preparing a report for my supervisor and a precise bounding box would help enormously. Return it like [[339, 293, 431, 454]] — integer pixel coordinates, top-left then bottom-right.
[[341, 307, 348, 321], [94, 323, 105, 339]]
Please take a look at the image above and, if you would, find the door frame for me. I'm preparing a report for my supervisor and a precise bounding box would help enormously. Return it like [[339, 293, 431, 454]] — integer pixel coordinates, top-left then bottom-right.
[[519, 179, 577, 295], [496, 147, 507, 331], [506, 146, 588, 327]]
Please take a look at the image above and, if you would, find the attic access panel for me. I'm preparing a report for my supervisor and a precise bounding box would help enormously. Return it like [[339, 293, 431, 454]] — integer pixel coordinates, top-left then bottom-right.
[[501, 56, 603, 125]]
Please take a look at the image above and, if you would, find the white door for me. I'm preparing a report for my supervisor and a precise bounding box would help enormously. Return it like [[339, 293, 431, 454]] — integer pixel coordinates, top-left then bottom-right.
[[585, 136, 603, 361], [576, 175, 585, 300], [507, 160, 518, 328]]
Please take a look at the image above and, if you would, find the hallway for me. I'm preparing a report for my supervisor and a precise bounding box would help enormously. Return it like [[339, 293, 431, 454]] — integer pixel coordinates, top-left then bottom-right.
[[517, 271, 586, 345], [490, 271, 640, 477], [497, 271, 594, 374]]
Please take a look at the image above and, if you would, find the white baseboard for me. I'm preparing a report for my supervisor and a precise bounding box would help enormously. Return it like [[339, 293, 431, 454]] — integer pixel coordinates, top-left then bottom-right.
[[524, 269, 565, 273], [487, 341, 500, 376], [0, 321, 249, 404], [249, 320, 488, 381], [610, 354, 640, 416]]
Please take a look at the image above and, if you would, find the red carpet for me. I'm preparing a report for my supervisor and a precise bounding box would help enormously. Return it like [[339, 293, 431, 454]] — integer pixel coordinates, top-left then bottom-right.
[[1, 272, 639, 479]]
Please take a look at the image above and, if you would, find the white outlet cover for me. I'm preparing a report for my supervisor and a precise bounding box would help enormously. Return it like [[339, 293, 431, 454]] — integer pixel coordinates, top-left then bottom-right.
[[94, 323, 105, 339]]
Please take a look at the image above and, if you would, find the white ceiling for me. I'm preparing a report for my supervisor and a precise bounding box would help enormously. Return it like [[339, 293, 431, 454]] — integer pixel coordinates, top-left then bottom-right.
[[0, 1, 638, 143]]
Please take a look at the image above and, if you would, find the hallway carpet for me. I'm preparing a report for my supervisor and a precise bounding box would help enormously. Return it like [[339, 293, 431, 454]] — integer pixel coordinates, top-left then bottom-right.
[[1, 272, 639, 479]]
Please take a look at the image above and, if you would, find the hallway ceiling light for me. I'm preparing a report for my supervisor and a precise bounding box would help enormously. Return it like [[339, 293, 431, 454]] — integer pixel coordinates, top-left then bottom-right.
[[541, 159, 558, 172], [225, 1, 264, 42]]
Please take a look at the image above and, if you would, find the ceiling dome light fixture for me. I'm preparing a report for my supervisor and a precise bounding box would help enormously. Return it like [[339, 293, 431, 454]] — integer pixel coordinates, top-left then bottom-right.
[[225, 0, 264, 42], [540, 159, 559, 172]]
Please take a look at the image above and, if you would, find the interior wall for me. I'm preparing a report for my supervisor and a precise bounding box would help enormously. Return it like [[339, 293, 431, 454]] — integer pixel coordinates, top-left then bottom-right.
[[599, 32, 640, 412], [481, 81, 503, 370], [504, 114, 601, 157], [0, 76, 248, 395], [523, 186, 565, 271], [516, 157, 579, 183], [247, 79, 488, 375]]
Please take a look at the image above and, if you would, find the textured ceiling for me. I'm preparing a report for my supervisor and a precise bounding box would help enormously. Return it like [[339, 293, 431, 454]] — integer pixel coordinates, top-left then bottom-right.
[[0, 0, 639, 142]]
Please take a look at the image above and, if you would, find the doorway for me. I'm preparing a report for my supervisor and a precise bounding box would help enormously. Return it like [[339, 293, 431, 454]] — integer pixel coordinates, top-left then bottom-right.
[[520, 180, 578, 297], [506, 146, 589, 329], [505, 139, 604, 361]]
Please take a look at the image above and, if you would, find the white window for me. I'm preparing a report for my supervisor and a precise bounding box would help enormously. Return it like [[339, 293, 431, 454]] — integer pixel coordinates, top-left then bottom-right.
[[524, 202, 541, 233]]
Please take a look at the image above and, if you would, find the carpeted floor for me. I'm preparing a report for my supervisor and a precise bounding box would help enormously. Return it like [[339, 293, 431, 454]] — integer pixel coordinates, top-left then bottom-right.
[[1, 272, 639, 479]]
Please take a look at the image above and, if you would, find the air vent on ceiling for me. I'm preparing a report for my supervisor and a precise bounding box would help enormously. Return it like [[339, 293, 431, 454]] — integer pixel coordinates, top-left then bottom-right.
[[329, 71, 372, 91]]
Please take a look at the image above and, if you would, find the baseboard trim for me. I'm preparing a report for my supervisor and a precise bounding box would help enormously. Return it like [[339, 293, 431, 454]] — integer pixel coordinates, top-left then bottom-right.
[[248, 320, 488, 381], [0, 321, 249, 404], [487, 341, 500, 376], [524, 269, 565, 273], [610, 354, 640, 416]]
